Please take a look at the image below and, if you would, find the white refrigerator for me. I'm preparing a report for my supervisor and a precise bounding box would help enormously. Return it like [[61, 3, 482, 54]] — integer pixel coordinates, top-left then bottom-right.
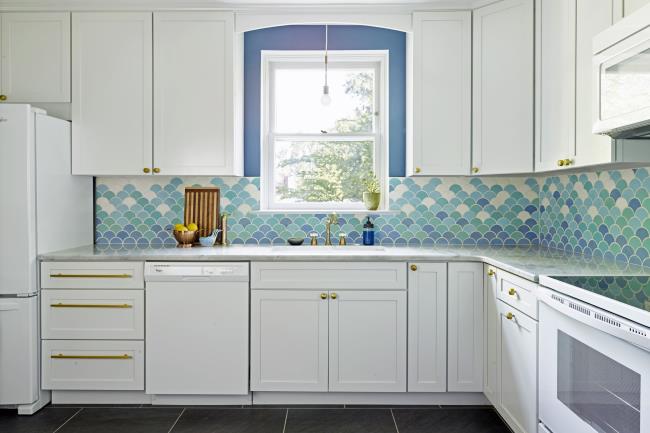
[[0, 104, 92, 414]]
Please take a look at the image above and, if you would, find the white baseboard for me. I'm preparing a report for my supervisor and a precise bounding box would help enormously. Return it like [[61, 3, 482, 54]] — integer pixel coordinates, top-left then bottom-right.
[[151, 394, 252, 405], [18, 390, 51, 415], [52, 391, 153, 405], [252, 392, 490, 406]]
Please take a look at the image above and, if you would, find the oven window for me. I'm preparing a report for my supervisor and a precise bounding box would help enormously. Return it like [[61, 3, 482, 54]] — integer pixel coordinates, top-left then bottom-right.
[[557, 331, 641, 433]]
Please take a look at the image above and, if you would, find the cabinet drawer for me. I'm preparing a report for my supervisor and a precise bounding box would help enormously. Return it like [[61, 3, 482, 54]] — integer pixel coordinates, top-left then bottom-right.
[[42, 290, 144, 340], [496, 269, 538, 319], [42, 340, 144, 390], [41, 262, 144, 289], [251, 262, 407, 290]]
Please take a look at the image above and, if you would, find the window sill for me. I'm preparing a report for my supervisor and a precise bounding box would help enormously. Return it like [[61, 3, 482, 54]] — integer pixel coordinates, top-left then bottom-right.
[[253, 209, 400, 215]]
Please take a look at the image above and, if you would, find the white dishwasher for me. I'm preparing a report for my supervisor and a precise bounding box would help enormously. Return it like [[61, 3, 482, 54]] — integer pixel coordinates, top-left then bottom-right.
[[144, 262, 249, 395]]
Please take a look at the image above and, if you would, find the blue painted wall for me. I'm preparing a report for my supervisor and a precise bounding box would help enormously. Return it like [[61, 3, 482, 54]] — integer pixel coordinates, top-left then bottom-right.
[[244, 25, 407, 177]]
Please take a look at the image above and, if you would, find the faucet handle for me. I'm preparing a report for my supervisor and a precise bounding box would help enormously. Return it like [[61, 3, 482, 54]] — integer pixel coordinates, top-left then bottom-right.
[[338, 232, 347, 246], [309, 232, 318, 246]]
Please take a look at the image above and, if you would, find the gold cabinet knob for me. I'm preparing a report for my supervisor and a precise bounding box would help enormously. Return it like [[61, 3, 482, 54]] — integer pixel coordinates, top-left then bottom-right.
[[487, 269, 495, 277], [143, 168, 151, 174], [330, 293, 337, 300], [563, 158, 572, 166], [410, 264, 417, 271], [0, 95, 6, 101], [508, 288, 516, 296], [415, 167, 421, 174], [472, 167, 479, 174], [557, 159, 565, 167], [152, 167, 161, 174], [506, 312, 515, 320], [320, 293, 327, 300]]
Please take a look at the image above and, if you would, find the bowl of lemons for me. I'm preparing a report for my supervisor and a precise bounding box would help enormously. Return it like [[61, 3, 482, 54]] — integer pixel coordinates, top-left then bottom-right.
[[172, 223, 198, 248]]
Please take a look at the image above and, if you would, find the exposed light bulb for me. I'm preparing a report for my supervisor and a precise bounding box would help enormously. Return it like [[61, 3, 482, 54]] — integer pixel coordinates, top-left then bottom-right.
[[321, 85, 331, 106]]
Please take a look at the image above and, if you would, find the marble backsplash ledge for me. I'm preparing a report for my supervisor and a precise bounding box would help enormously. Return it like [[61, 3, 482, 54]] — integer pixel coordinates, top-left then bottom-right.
[[95, 176, 540, 248]]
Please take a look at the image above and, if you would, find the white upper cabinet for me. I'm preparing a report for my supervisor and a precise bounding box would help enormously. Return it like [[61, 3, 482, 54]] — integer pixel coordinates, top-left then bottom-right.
[[410, 11, 471, 176], [574, 0, 618, 167], [0, 13, 70, 103], [153, 12, 242, 176], [535, 0, 576, 172], [472, 0, 534, 175], [447, 262, 484, 392], [71, 13, 153, 176], [623, 0, 650, 16]]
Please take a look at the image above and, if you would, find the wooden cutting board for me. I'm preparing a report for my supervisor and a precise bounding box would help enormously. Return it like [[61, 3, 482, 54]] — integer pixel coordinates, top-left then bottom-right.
[[184, 187, 220, 238]]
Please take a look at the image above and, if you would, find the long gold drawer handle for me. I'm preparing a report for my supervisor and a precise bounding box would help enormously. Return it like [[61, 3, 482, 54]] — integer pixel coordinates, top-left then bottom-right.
[[51, 354, 132, 360], [51, 303, 133, 309], [50, 273, 132, 279]]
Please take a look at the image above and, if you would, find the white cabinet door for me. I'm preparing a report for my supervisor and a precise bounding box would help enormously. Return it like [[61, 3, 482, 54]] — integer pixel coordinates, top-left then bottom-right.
[[624, 0, 650, 15], [71, 13, 153, 175], [535, 0, 576, 172], [407, 262, 447, 392], [250, 290, 328, 392], [472, 0, 534, 175], [0, 13, 70, 103], [574, 0, 618, 167], [411, 12, 471, 176], [447, 262, 484, 392], [484, 265, 499, 405], [497, 300, 538, 433], [329, 290, 406, 392], [153, 12, 242, 176]]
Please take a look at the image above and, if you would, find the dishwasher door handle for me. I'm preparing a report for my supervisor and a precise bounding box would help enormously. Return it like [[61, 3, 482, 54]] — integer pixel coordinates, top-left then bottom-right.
[[181, 276, 211, 282]]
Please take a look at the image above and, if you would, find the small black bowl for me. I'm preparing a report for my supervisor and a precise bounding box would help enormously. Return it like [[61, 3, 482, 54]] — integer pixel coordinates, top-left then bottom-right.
[[287, 238, 305, 246]]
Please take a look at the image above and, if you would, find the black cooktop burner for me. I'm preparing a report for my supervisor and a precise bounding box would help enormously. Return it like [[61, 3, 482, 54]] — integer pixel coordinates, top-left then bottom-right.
[[550, 276, 650, 313]]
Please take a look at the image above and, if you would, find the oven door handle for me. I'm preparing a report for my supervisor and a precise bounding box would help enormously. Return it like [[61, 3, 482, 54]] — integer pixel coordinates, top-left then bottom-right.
[[539, 287, 650, 352]]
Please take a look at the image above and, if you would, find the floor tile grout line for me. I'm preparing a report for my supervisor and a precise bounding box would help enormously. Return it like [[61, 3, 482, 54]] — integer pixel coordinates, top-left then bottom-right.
[[282, 408, 289, 433], [167, 407, 186, 433], [52, 407, 83, 433], [390, 409, 400, 433]]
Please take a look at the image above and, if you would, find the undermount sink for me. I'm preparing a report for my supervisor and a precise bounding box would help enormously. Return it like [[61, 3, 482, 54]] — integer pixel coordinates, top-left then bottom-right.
[[272, 245, 386, 253]]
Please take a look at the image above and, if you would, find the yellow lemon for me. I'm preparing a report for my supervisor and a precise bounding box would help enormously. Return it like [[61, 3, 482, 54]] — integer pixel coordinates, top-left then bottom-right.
[[174, 224, 188, 232], [187, 223, 199, 231]]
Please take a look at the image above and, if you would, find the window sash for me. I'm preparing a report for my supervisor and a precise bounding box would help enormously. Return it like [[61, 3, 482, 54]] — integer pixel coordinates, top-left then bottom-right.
[[261, 50, 388, 211]]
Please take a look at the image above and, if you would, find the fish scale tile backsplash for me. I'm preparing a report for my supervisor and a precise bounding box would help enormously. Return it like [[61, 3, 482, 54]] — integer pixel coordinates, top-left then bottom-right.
[[539, 168, 650, 267], [94, 167, 650, 266], [95, 176, 540, 247]]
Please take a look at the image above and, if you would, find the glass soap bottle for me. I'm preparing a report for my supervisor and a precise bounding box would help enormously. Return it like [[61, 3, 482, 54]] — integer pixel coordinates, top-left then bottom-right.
[[363, 216, 375, 246]]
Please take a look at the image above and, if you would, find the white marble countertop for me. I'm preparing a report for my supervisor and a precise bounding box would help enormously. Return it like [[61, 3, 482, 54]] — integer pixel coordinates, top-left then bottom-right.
[[39, 244, 650, 282]]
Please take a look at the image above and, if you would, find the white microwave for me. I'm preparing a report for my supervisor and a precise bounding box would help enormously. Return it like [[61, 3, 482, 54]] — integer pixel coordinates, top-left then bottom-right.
[[593, 4, 650, 139]]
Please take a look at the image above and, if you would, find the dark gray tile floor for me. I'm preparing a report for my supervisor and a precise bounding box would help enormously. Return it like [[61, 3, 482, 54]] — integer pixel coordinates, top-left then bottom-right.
[[0, 405, 512, 433]]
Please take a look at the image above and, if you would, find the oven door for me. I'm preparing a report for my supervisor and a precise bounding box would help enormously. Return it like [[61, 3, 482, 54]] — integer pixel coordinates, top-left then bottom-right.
[[539, 302, 650, 433], [593, 23, 650, 138]]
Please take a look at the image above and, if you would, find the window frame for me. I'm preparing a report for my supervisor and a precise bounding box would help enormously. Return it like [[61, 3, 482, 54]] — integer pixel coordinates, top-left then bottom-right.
[[260, 50, 389, 211]]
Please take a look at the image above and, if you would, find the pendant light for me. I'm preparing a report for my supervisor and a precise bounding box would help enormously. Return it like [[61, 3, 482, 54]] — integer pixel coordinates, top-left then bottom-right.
[[320, 25, 332, 106]]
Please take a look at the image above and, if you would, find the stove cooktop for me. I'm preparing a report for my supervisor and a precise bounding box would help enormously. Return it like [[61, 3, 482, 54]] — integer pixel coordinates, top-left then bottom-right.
[[548, 275, 650, 314]]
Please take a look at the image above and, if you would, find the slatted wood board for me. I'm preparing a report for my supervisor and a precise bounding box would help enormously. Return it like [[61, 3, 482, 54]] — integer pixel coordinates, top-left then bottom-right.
[[184, 187, 220, 238]]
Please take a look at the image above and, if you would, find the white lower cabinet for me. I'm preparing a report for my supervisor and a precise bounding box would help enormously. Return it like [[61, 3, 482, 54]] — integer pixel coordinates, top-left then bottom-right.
[[41, 340, 144, 391], [485, 265, 539, 433], [407, 262, 447, 392], [497, 300, 538, 433], [484, 265, 499, 405], [251, 288, 407, 393], [250, 290, 329, 392], [329, 290, 406, 392], [447, 262, 484, 392]]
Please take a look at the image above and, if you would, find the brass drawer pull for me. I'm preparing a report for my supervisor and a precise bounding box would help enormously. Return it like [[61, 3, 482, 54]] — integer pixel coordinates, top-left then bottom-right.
[[410, 264, 418, 271], [51, 303, 133, 309], [487, 269, 495, 277], [50, 273, 132, 279], [508, 288, 517, 296], [506, 312, 515, 320], [51, 354, 132, 360]]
